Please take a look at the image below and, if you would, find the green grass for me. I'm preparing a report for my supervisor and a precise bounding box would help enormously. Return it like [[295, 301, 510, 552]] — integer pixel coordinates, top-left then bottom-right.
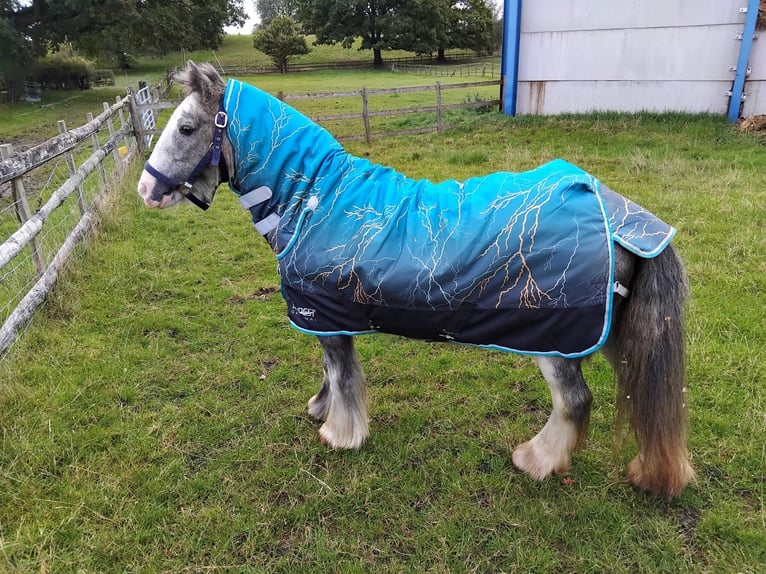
[[0, 110, 764, 572]]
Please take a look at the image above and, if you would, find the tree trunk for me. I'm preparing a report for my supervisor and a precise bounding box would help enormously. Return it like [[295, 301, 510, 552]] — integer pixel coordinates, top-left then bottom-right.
[[437, 48, 446, 62], [373, 47, 383, 67]]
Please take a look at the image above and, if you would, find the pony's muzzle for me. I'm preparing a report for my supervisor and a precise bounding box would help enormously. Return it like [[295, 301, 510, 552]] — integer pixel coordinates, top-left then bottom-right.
[[137, 170, 174, 208]]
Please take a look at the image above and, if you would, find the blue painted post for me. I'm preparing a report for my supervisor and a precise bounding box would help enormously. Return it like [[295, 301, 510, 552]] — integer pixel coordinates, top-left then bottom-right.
[[728, 0, 760, 122], [501, 0, 523, 116]]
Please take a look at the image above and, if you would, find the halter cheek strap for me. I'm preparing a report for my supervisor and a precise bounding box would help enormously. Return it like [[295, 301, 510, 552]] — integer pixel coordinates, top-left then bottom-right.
[[144, 106, 229, 211]]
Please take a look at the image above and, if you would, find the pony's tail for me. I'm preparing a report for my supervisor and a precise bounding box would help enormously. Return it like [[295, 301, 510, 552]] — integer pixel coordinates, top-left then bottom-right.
[[613, 244, 694, 497]]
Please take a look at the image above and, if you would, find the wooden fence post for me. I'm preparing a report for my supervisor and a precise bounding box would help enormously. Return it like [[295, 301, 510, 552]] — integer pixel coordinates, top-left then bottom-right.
[[115, 95, 126, 129], [0, 144, 45, 275], [126, 86, 146, 155], [361, 87, 372, 144], [436, 82, 443, 133], [87, 112, 107, 188], [102, 101, 121, 167], [58, 120, 88, 216], [116, 95, 132, 161]]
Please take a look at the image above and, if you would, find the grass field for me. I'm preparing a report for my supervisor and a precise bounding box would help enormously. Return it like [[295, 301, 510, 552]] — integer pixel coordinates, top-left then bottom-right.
[[1, 36, 764, 574], [0, 106, 764, 571]]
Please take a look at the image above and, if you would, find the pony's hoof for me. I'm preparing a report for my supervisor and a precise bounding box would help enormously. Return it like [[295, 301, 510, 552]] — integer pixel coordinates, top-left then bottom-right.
[[512, 439, 570, 480], [318, 422, 367, 450], [625, 454, 694, 498]]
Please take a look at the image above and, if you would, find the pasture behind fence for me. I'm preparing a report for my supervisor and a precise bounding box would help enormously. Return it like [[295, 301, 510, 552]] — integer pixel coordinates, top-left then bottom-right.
[[0, 95, 140, 358], [132, 79, 502, 146], [282, 80, 502, 143]]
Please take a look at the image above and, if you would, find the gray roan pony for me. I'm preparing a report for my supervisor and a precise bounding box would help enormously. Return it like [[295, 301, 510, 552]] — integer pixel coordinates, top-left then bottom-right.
[[137, 62, 694, 497]]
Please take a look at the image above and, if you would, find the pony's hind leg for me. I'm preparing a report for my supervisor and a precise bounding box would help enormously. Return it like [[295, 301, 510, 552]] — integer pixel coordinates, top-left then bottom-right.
[[309, 336, 369, 449], [512, 356, 593, 479]]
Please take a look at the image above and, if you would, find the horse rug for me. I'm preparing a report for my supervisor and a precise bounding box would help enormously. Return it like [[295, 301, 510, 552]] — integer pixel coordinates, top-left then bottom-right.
[[223, 79, 676, 357]]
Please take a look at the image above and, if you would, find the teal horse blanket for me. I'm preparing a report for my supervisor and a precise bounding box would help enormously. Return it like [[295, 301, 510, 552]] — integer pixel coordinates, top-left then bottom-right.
[[222, 79, 675, 357]]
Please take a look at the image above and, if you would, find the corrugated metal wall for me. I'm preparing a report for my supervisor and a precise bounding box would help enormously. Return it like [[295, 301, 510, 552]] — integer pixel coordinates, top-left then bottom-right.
[[514, 0, 761, 115]]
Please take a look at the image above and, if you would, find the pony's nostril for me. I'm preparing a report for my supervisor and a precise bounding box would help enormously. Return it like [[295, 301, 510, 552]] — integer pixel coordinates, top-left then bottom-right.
[[150, 186, 170, 203]]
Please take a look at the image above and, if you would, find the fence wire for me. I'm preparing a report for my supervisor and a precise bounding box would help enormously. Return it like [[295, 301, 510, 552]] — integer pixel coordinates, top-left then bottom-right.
[[0, 99, 136, 358]]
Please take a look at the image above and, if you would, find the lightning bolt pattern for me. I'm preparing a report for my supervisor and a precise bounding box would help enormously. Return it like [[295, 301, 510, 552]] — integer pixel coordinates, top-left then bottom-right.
[[222, 80, 675, 356]]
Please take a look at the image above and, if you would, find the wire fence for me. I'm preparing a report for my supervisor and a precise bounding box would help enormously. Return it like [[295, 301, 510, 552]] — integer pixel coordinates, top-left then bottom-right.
[[391, 62, 501, 78], [0, 95, 139, 358]]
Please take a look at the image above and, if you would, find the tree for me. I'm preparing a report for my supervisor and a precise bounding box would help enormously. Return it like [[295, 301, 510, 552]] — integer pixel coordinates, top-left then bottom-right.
[[446, 0, 495, 56], [296, 0, 399, 67], [256, 0, 300, 26], [295, 0, 495, 67], [2, 0, 131, 98], [253, 14, 310, 73], [392, 0, 495, 61], [1, 0, 245, 100], [80, 0, 247, 61]]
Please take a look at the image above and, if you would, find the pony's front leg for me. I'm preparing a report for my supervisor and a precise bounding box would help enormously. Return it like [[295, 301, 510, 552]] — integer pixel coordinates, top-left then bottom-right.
[[308, 335, 369, 449], [512, 356, 592, 479]]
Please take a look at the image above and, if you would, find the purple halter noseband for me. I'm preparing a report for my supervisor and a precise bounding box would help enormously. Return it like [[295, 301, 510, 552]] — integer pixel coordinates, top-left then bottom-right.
[[143, 104, 228, 211]]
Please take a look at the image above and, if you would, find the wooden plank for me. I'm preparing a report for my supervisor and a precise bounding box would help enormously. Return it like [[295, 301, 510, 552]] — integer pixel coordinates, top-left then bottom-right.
[[285, 80, 499, 101], [437, 80, 500, 90], [0, 144, 44, 275], [126, 87, 145, 155], [0, 122, 131, 271], [285, 90, 361, 100], [436, 82, 443, 132], [0, 204, 97, 357], [311, 112, 365, 121], [0, 97, 130, 185], [361, 87, 372, 144], [58, 120, 88, 216]]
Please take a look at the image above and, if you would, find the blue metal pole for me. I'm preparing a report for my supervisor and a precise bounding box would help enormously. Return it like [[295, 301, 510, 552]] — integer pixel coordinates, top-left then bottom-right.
[[728, 0, 760, 122], [501, 0, 523, 116]]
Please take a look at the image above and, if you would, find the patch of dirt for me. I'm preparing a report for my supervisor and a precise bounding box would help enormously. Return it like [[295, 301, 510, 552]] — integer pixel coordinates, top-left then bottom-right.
[[258, 356, 280, 380], [227, 285, 279, 304], [677, 508, 701, 547], [737, 115, 766, 132]]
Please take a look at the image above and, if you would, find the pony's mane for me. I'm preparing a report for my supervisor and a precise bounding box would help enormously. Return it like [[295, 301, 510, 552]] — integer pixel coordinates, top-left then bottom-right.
[[174, 61, 226, 110]]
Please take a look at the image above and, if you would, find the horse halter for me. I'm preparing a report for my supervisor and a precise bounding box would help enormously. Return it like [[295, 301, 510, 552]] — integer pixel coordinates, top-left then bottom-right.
[[143, 104, 228, 211]]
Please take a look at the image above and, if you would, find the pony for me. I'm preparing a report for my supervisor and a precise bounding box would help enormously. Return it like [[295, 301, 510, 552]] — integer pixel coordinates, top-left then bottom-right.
[[137, 62, 694, 497]]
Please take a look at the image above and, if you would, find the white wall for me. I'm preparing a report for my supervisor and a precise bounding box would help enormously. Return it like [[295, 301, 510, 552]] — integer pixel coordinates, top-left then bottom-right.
[[515, 0, 761, 116]]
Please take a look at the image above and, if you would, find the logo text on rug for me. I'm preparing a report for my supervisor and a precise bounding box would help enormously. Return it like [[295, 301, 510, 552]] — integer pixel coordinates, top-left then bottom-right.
[[292, 304, 316, 321]]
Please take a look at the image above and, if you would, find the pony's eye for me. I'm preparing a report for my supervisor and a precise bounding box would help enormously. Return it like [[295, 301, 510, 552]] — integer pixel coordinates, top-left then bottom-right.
[[179, 125, 195, 136]]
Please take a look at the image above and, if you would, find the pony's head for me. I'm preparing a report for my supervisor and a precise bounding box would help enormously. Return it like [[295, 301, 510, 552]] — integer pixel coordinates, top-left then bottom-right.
[[137, 61, 229, 209]]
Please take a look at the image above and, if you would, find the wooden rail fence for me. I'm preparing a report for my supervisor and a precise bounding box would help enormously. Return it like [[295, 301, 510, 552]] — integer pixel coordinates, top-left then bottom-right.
[[131, 79, 501, 145], [278, 80, 501, 143], [391, 62, 500, 78], [0, 95, 141, 357]]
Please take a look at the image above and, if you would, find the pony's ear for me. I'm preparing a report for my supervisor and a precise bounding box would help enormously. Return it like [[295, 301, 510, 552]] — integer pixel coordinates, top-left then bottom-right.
[[174, 60, 224, 105]]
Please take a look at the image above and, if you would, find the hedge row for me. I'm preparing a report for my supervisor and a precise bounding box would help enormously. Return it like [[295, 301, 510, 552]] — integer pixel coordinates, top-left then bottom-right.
[[35, 55, 95, 90]]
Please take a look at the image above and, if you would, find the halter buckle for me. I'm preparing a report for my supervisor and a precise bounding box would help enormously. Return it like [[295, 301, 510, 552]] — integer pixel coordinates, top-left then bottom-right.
[[214, 111, 228, 129]]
